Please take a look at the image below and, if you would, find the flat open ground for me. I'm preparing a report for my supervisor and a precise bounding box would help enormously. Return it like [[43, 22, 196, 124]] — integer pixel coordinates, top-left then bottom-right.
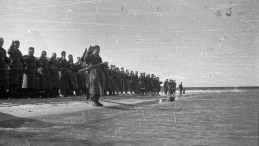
[[0, 90, 258, 146]]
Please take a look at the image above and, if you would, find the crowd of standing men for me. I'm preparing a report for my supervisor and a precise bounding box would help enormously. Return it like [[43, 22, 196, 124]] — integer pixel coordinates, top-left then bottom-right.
[[0, 38, 162, 106], [163, 79, 184, 96]]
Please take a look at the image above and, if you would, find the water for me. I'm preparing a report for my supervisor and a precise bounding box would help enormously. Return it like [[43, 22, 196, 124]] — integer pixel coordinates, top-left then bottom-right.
[[0, 91, 258, 146]]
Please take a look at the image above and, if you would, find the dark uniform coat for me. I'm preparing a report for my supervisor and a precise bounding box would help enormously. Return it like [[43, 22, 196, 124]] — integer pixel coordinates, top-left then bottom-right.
[[74, 61, 85, 90], [67, 60, 78, 89], [49, 56, 60, 89], [58, 57, 69, 90], [8, 46, 24, 90], [38, 56, 52, 90], [22, 55, 41, 89], [85, 53, 104, 95], [0, 47, 10, 91], [139, 75, 146, 90]]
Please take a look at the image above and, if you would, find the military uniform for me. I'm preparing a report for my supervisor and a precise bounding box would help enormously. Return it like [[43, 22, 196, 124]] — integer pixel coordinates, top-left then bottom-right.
[[74, 60, 85, 95], [67, 58, 79, 95], [84, 46, 105, 106], [49, 53, 60, 97], [8, 41, 24, 98], [0, 45, 10, 99], [22, 49, 41, 97], [58, 55, 69, 97], [38, 53, 52, 97]]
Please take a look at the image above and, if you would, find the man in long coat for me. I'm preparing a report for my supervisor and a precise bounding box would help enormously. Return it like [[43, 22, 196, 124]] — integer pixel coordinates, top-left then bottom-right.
[[163, 79, 168, 95], [57, 51, 69, 97], [134, 71, 139, 95], [0, 38, 10, 99], [49, 52, 60, 97], [22, 47, 41, 98], [38, 51, 52, 97], [84, 45, 105, 106], [67, 54, 78, 96], [8, 40, 24, 98], [74, 57, 85, 95]]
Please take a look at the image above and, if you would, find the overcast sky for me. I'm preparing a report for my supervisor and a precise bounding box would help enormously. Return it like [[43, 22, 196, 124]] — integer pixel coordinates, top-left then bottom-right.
[[0, 0, 258, 87]]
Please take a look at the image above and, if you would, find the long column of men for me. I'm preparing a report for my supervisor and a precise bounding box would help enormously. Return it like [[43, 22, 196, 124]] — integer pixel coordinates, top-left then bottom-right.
[[0, 38, 162, 106]]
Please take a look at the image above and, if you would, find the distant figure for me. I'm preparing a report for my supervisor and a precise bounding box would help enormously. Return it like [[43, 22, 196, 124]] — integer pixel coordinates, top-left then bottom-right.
[[179, 82, 183, 95], [163, 79, 168, 95]]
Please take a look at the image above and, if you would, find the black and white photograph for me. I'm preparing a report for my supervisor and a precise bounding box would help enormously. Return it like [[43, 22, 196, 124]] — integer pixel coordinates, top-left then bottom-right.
[[0, 0, 258, 145]]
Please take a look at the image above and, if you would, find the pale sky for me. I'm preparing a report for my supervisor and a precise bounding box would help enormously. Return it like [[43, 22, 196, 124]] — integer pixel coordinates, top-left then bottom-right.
[[0, 0, 258, 87]]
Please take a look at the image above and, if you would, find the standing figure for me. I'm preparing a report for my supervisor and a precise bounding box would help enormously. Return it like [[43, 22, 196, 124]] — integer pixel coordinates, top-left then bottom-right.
[[84, 45, 105, 106], [163, 79, 168, 95], [49, 52, 60, 97], [134, 71, 139, 95], [179, 82, 183, 95], [38, 51, 52, 98], [67, 54, 78, 96], [115, 68, 122, 95], [139, 73, 146, 96], [126, 69, 131, 95], [75, 57, 85, 95], [0, 38, 10, 99], [57, 51, 69, 97], [130, 70, 135, 95], [167, 79, 174, 95], [22, 47, 41, 98], [173, 80, 177, 95], [8, 40, 24, 98]]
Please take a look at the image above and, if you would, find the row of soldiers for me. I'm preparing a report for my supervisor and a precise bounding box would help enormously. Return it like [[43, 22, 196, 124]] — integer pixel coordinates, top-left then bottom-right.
[[163, 79, 184, 95], [0, 38, 162, 100], [103, 66, 162, 96]]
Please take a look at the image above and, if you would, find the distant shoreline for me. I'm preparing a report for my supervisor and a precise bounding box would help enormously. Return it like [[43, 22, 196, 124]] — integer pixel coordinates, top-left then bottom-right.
[[183, 86, 259, 91]]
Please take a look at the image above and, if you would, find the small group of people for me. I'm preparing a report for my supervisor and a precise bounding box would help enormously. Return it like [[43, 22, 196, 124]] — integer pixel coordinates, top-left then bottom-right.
[[0, 37, 162, 106], [163, 79, 185, 96]]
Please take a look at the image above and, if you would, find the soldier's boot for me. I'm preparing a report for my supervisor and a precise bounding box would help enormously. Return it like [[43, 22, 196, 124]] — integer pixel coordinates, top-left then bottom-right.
[[59, 89, 67, 97], [109, 91, 112, 95], [91, 95, 103, 107]]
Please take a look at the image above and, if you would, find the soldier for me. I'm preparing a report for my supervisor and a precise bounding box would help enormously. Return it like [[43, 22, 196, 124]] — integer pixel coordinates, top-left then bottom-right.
[[145, 74, 151, 96], [8, 40, 24, 98], [150, 74, 155, 96], [163, 79, 168, 95], [38, 51, 52, 98], [58, 51, 69, 97], [130, 70, 135, 95], [120, 67, 125, 95], [115, 67, 122, 95], [84, 45, 105, 106], [80, 46, 95, 100], [67, 54, 78, 96], [126, 69, 131, 95], [157, 77, 162, 95], [167, 79, 174, 95], [173, 80, 177, 95], [74, 57, 84, 95], [102, 62, 109, 95], [0, 38, 10, 99], [134, 71, 139, 95], [179, 82, 183, 95], [22, 47, 41, 98], [49, 52, 60, 97], [106, 64, 114, 95], [112, 65, 117, 95], [139, 73, 146, 96]]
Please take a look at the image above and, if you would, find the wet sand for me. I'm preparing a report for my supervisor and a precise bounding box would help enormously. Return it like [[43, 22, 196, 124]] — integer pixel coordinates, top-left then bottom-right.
[[0, 91, 258, 146]]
